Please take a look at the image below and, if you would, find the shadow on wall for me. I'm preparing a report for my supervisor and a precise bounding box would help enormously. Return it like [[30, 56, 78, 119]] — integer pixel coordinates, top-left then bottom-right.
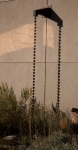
[[0, 0, 33, 34], [0, 0, 47, 34], [0, 48, 33, 62]]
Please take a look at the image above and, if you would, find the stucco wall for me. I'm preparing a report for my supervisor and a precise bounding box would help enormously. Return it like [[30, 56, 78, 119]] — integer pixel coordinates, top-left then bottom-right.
[[0, 0, 78, 110]]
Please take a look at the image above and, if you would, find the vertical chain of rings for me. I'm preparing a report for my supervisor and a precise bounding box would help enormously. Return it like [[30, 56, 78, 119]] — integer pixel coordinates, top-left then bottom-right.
[[32, 16, 37, 104], [56, 26, 61, 109], [30, 16, 37, 138]]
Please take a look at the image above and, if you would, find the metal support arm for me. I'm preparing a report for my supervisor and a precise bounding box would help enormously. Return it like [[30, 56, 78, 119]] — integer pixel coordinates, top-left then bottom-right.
[[33, 6, 63, 27]]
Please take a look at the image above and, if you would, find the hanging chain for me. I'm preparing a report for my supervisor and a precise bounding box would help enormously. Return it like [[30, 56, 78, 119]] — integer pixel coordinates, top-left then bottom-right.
[[30, 16, 37, 138], [56, 26, 61, 109], [32, 16, 37, 104], [29, 16, 37, 140]]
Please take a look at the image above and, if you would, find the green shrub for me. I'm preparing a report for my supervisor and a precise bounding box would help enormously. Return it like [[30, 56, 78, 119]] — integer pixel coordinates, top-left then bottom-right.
[[0, 83, 18, 136]]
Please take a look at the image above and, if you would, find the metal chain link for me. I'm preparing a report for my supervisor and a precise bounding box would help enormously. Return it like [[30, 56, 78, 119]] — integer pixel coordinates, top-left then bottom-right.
[[32, 16, 37, 104], [30, 16, 37, 138], [56, 26, 61, 109]]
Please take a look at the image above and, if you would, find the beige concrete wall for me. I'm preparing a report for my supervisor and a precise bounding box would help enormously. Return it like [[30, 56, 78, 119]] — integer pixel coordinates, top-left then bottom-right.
[[0, 0, 78, 110]]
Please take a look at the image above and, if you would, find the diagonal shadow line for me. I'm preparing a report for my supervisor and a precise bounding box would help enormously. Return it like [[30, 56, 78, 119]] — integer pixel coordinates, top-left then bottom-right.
[[0, 0, 16, 3]]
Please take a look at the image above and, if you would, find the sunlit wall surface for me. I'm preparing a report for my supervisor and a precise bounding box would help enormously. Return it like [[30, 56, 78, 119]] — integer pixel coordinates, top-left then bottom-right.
[[0, 0, 78, 110]]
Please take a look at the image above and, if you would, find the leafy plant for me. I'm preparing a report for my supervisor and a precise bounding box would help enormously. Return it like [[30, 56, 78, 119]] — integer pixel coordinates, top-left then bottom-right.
[[0, 83, 18, 136]]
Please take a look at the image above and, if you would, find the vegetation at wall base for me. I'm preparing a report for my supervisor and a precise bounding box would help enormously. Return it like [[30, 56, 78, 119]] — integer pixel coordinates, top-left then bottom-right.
[[0, 83, 78, 149]]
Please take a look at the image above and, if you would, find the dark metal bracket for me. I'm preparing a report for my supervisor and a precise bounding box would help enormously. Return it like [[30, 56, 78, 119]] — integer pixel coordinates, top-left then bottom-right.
[[33, 6, 63, 27]]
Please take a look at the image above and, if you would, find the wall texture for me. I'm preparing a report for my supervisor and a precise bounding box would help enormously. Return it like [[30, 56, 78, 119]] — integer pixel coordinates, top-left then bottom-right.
[[0, 0, 78, 110]]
